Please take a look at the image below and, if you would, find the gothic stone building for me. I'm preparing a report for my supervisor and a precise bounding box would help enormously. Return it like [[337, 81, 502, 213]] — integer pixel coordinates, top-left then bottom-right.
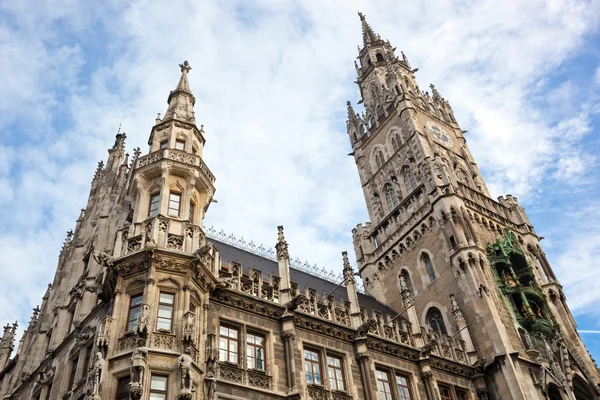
[[0, 13, 599, 400]]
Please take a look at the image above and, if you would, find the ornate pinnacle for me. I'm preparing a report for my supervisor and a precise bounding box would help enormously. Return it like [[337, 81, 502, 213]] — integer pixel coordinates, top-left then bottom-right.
[[342, 251, 356, 285], [358, 12, 378, 47], [430, 84, 442, 102], [346, 101, 357, 124], [275, 225, 289, 261], [449, 294, 467, 328], [179, 60, 192, 74]]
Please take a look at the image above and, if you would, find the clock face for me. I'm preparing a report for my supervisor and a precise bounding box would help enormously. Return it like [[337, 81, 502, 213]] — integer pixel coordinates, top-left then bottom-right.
[[426, 121, 454, 148]]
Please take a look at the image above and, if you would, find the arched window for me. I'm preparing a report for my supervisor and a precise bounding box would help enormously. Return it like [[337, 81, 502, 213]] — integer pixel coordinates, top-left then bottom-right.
[[403, 169, 417, 193], [391, 134, 401, 152], [426, 307, 447, 335], [384, 184, 399, 210], [399, 270, 413, 295], [376, 53, 384, 62], [375, 151, 385, 169], [422, 253, 436, 281]]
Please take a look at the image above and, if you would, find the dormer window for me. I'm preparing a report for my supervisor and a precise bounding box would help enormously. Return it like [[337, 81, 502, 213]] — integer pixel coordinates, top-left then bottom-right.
[[175, 140, 185, 151], [160, 141, 168, 150]]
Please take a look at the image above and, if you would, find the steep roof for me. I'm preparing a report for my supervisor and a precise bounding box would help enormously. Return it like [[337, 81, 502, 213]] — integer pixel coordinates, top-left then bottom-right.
[[209, 238, 399, 317]]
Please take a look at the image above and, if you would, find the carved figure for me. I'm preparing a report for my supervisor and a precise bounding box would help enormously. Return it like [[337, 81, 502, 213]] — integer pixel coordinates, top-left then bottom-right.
[[192, 243, 215, 270], [137, 304, 150, 335], [419, 338, 438, 358], [178, 347, 194, 391], [130, 344, 148, 385], [356, 319, 378, 337], [93, 251, 114, 269], [503, 270, 517, 287], [92, 351, 106, 395], [282, 294, 307, 315], [183, 311, 196, 343], [204, 334, 218, 400]]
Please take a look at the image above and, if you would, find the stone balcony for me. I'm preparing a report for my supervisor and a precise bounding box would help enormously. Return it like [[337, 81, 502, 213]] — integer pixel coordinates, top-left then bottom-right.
[[136, 148, 215, 183]]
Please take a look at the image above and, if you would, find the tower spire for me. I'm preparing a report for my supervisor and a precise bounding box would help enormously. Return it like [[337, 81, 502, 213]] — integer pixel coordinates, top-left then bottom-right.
[[163, 60, 196, 123], [358, 12, 379, 47]]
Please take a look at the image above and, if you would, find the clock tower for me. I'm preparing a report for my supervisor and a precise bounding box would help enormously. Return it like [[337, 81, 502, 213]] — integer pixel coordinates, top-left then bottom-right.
[[349, 12, 600, 400]]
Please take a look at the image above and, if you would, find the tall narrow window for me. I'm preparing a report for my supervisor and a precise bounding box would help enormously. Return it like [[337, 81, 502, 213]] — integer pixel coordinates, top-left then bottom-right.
[[438, 384, 454, 400], [149, 193, 160, 217], [149, 375, 168, 400], [81, 344, 93, 374], [116, 376, 131, 400], [422, 253, 436, 281], [391, 134, 401, 151], [219, 325, 239, 363], [68, 356, 79, 389], [175, 140, 185, 151], [160, 140, 168, 150], [156, 292, 174, 331], [168, 192, 181, 217], [304, 349, 322, 385], [403, 169, 417, 193], [396, 374, 413, 400], [189, 201, 195, 223], [327, 355, 345, 391], [455, 389, 468, 400], [375, 151, 385, 169], [247, 333, 265, 370], [400, 270, 413, 295], [426, 307, 448, 336], [376, 370, 394, 400], [127, 294, 143, 331], [384, 184, 399, 210]]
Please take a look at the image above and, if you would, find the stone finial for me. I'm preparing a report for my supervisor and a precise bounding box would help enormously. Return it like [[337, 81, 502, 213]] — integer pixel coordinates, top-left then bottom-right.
[[179, 60, 192, 74], [275, 225, 289, 261], [346, 101, 357, 124], [155, 113, 162, 125], [399, 274, 414, 307], [449, 294, 467, 328], [133, 147, 141, 159]]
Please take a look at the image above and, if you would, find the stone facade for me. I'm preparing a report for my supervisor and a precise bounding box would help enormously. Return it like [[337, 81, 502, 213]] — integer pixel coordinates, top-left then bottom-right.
[[0, 13, 598, 400]]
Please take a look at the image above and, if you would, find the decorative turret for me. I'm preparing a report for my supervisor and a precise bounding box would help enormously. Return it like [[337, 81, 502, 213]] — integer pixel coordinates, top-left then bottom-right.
[[0, 322, 17, 369], [162, 60, 196, 124]]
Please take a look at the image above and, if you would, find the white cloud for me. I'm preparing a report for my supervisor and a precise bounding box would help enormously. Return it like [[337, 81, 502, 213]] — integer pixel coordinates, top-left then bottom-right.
[[0, 0, 599, 334]]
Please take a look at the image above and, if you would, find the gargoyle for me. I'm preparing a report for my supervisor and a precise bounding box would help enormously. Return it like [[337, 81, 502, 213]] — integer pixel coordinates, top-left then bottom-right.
[[282, 294, 307, 315], [356, 319, 378, 338], [93, 250, 114, 269]]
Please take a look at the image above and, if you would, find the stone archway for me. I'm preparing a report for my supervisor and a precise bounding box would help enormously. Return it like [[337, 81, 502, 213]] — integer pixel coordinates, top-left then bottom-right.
[[573, 375, 596, 400], [547, 384, 563, 400]]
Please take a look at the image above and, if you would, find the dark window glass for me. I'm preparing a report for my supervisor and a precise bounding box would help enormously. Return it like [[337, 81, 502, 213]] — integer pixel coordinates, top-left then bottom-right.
[[68, 356, 79, 388], [439, 385, 454, 400], [160, 141, 168, 150], [423, 253, 436, 281], [427, 307, 448, 336], [116, 376, 130, 400]]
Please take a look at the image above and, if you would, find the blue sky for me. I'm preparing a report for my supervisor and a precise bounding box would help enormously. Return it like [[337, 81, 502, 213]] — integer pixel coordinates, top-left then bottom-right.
[[0, 0, 599, 364]]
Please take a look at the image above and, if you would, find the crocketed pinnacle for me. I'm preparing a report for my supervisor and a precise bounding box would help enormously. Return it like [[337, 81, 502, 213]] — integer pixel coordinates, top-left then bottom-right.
[[163, 60, 197, 123], [346, 100, 357, 123], [358, 12, 379, 46]]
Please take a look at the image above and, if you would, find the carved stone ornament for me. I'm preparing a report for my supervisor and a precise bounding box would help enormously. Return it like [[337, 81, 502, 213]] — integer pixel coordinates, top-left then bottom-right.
[[275, 225, 289, 261], [177, 347, 194, 395], [280, 330, 296, 341]]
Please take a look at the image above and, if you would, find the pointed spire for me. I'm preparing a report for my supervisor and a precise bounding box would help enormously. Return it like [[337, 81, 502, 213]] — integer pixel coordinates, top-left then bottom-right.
[[164, 61, 197, 123], [358, 12, 379, 46], [346, 101, 357, 124], [342, 251, 356, 285], [275, 225, 289, 261]]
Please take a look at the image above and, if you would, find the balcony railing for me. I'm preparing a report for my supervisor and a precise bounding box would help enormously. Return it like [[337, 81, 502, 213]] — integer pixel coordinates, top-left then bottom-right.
[[136, 148, 215, 183]]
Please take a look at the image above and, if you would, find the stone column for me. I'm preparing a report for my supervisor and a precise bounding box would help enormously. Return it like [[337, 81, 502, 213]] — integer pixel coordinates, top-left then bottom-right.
[[422, 370, 440, 400], [280, 320, 298, 396], [356, 349, 375, 400], [343, 252, 362, 329], [399, 275, 424, 347], [449, 294, 477, 364]]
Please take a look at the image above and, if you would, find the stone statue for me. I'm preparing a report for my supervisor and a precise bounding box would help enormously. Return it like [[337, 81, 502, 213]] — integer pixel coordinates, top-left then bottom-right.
[[92, 351, 106, 396], [130, 343, 148, 385], [178, 347, 194, 391], [356, 319, 378, 338], [183, 311, 196, 343], [204, 334, 218, 400], [137, 304, 150, 335], [282, 294, 307, 315], [93, 250, 114, 269]]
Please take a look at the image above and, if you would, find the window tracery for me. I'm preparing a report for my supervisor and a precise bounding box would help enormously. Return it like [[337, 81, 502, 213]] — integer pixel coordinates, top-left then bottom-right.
[[426, 307, 447, 336]]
